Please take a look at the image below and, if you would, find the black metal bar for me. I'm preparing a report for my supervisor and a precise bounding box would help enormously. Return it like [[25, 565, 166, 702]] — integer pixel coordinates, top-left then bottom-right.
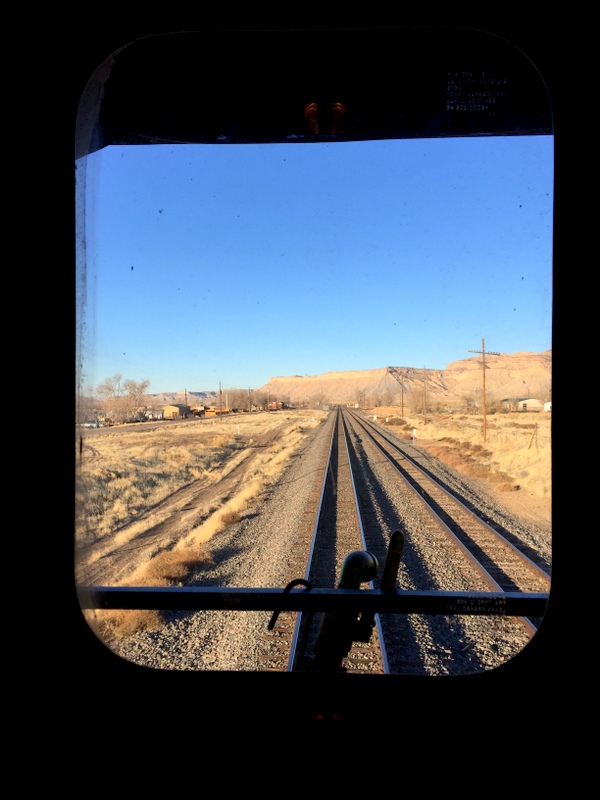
[[380, 530, 405, 591], [77, 586, 549, 617]]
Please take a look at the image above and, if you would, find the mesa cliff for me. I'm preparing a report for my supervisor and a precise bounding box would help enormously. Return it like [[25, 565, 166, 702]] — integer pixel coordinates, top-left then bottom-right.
[[258, 350, 552, 408]]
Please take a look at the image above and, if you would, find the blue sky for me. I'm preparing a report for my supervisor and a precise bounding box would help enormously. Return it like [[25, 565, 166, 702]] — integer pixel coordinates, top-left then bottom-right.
[[78, 134, 553, 394]]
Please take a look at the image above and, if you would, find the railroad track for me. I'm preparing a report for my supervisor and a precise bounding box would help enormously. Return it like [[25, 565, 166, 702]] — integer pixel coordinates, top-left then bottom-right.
[[257, 406, 551, 674], [257, 409, 388, 673], [344, 409, 551, 629], [80, 406, 551, 676]]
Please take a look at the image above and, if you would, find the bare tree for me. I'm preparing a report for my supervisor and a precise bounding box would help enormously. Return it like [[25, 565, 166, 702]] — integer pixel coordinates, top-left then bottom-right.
[[95, 374, 126, 423], [94, 374, 151, 423], [409, 392, 423, 414], [227, 388, 252, 410], [310, 392, 329, 408], [254, 391, 268, 411], [96, 374, 124, 397], [461, 393, 478, 413], [353, 390, 367, 409], [124, 378, 150, 420]]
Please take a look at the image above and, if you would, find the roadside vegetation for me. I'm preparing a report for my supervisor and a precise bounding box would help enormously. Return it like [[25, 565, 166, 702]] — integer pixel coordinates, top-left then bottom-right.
[[76, 410, 327, 637], [373, 406, 551, 498], [76, 411, 326, 543]]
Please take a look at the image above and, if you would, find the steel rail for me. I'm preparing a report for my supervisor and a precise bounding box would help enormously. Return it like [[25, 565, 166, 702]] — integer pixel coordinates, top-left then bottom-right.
[[286, 411, 337, 671], [352, 409, 550, 581], [340, 410, 390, 673], [345, 408, 548, 635]]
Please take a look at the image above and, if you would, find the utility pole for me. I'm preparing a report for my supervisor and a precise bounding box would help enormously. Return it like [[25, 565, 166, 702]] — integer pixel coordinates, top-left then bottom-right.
[[219, 381, 222, 417], [401, 373, 404, 416], [468, 338, 500, 442], [422, 367, 427, 425]]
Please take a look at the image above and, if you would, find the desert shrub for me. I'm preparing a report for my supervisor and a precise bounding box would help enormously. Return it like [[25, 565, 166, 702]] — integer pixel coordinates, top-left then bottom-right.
[[461, 463, 491, 479], [103, 608, 165, 637], [487, 470, 514, 484], [382, 416, 406, 426], [443, 454, 464, 469], [142, 548, 213, 581], [221, 509, 242, 525]]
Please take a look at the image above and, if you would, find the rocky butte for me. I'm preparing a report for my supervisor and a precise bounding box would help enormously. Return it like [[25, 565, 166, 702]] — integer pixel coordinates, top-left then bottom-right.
[[257, 350, 552, 410]]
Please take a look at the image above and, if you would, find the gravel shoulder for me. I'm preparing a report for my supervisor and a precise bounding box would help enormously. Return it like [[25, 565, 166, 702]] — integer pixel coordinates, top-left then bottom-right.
[[473, 481, 551, 527]]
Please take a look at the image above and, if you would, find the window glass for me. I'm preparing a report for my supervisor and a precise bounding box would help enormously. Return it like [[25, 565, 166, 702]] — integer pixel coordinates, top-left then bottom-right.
[[75, 29, 553, 678]]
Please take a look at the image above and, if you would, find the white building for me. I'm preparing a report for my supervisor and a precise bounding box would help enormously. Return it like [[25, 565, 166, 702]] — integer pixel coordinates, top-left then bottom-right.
[[502, 397, 545, 412]]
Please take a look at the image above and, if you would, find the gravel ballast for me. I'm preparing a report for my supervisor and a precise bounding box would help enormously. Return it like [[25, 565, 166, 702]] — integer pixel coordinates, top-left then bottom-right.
[[95, 415, 552, 675]]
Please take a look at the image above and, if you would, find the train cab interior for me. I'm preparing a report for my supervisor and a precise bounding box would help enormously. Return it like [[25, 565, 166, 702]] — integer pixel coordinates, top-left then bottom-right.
[[72, 24, 556, 724]]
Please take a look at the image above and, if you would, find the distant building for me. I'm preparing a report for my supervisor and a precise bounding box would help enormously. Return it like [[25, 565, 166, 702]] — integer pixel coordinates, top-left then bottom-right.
[[501, 397, 544, 412], [162, 404, 191, 419]]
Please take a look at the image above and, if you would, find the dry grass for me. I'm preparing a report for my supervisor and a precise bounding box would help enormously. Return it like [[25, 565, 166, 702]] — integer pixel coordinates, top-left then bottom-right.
[[86, 545, 215, 637], [373, 406, 551, 498], [76, 411, 327, 635], [76, 413, 320, 542], [173, 421, 313, 550]]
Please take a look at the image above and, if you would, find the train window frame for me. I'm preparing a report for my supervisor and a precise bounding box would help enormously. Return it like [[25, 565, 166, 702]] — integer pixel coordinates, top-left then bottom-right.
[[73, 25, 555, 720]]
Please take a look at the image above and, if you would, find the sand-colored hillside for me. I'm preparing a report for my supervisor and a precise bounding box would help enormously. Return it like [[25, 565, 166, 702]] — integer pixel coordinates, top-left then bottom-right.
[[443, 350, 552, 399], [259, 351, 552, 409], [264, 367, 397, 406]]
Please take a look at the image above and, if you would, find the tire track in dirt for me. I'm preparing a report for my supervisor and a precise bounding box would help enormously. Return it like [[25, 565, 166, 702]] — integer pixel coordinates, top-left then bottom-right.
[[75, 421, 301, 586]]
